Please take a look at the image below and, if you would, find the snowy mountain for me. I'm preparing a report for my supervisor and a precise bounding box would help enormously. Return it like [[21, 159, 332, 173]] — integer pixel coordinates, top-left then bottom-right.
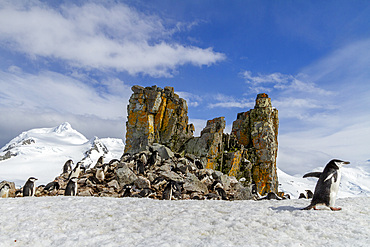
[[278, 161, 370, 199], [0, 122, 124, 186], [0, 122, 369, 199]]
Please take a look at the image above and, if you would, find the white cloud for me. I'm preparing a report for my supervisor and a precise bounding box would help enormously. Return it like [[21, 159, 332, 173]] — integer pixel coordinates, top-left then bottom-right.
[[242, 70, 332, 96], [276, 40, 370, 173], [0, 69, 131, 146], [176, 91, 203, 107], [208, 94, 254, 109], [0, 1, 225, 77]]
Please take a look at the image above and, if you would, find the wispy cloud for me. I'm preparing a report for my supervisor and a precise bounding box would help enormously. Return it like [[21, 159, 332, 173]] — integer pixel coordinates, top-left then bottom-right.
[[277, 39, 370, 173], [176, 91, 203, 107], [0, 67, 131, 145], [242, 70, 332, 96], [208, 94, 254, 109], [0, 1, 225, 77]]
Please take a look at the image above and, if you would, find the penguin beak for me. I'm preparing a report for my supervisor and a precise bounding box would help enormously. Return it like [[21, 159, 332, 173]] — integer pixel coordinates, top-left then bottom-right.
[[343, 161, 350, 165]]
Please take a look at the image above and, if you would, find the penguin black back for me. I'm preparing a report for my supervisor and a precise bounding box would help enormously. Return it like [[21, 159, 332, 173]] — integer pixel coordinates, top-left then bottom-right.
[[65, 177, 78, 196], [23, 177, 38, 197]]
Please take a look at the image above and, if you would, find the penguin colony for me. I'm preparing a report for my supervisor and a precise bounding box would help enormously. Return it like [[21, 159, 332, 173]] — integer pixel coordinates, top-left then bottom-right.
[[0, 147, 260, 200], [0, 147, 348, 204]]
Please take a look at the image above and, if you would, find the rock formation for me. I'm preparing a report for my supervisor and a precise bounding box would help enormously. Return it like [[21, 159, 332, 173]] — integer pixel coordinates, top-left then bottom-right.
[[231, 93, 279, 195], [124, 86, 280, 197], [184, 117, 225, 170], [125, 85, 194, 154]]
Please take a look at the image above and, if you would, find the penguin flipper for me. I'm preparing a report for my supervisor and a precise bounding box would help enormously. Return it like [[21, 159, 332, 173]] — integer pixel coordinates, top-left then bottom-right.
[[303, 172, 322, 178]]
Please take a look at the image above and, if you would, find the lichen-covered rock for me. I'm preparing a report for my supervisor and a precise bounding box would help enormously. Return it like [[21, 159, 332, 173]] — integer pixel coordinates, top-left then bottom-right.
[[125, 85, 194, 154], [184, 117, 225, 169], [231, 93, 279, 195]]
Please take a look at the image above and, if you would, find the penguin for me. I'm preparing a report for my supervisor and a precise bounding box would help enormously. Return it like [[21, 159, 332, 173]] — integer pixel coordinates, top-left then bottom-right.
[[213, 182, 228, 200], [63, 159, 73, 174], [299, 193, 307, 199], [302, 159, 350, 211], [95, 167, 105, 182], [257, 192, 282, 200], [23, 177, 38, 197], [147, 150, 160, 167], [96, 156, 104, 167], [204, 193, 220, 200], [162, 180, 182, 200], [136, 160, 145, 175], [44, 179, 60, 192], [121, 184, 133, 197], [65, 177, 78, 196], [195, 159, 203, 170], [306, 190, 313, 199], [139, 188, 155, 198], [68, 162, 82, 180], [121, 153, 132, 163], [0, 183, 10, 198]]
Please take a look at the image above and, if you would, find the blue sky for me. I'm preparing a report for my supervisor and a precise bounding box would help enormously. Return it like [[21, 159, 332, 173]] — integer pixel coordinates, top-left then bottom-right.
[[0, 0, 369, 174]]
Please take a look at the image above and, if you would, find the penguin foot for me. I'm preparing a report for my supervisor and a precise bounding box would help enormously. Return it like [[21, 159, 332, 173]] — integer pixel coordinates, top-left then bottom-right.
[[330, 207, 342, 211]]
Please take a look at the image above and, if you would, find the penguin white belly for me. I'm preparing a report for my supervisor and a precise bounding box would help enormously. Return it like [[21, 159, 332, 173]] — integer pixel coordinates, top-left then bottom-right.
[[329, 171, 341, 207], [0, 188, 9, 198]]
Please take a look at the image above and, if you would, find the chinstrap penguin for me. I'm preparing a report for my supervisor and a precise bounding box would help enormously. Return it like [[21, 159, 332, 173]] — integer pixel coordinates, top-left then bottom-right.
[[63, 159, 73, 174], [23, 177, 38, 197], [68, 162, 82, 180], [302, 159, 349, 211], [44, 179, 60, 192], [65, 177, 78, 196], [0, 183, 10, 198]]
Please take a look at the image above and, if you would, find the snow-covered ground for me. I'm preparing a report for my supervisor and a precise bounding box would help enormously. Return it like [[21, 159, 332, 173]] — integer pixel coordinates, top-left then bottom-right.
[[0, 196, 369, 247]]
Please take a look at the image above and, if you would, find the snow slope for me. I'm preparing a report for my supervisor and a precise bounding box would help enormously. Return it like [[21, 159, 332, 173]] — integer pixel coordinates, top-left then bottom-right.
[[278, 162, 370, 199], [0, 197, 369, 247], [0, 122, 124, 186]]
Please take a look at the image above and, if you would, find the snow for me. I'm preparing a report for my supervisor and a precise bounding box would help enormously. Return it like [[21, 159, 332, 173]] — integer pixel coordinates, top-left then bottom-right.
[[0, 122, 124, 186], [0, 196, 369, 246]]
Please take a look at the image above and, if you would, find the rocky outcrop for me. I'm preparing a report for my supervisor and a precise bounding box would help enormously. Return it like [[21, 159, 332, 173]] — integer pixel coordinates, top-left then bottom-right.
[[125, 85, 194, 154], [231, 93, 279, 195], [19, 144, 255, 200], [124, 85, 280, 197], [184, 117, 225, 169]]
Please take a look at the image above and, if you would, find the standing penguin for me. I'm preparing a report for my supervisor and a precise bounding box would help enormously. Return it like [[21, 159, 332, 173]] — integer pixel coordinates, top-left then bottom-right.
[[0, 184, 10, 198], [302, 159, 350, 211], [65, 177, 78, 196], [44, 179, 60, 192], [95, 167, 105, 182], [213, 182, 228, 200], [68, 162, 82, 180], [23, 177, 38, 197], [63, 159, 73, 174], [147, 150, 160, 167]]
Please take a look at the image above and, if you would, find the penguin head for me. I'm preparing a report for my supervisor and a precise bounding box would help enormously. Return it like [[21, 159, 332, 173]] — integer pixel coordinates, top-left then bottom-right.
[[28, 177, 38, 182], [330, 159, 350, 169], [1, 184, 10, 190]]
